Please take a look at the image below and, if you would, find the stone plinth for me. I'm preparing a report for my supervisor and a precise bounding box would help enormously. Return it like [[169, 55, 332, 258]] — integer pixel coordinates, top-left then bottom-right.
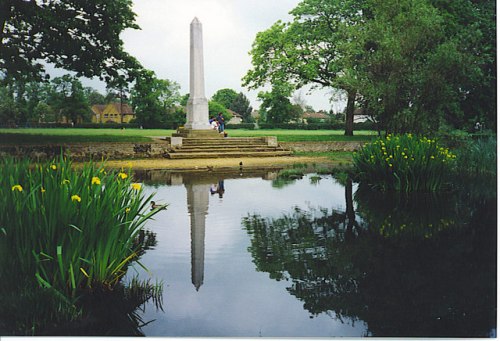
[[173, 127, 222, 138]]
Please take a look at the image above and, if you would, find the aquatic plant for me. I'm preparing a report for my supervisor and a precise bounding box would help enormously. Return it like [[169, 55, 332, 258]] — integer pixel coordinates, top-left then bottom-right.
[[455, 136, 496, 178], [352, 134, 456, 192], [0, 156, 161, 301]]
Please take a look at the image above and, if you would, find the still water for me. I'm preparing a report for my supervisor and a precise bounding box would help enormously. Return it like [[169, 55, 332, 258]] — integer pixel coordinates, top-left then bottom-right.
[[130, 169, 496, 338]]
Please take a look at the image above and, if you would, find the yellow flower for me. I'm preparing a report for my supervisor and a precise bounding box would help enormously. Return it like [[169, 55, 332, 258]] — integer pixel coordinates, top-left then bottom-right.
[[125, 207, 131, 214], [118, 172, 128, 180], [131, 183, 141, 191], [51, 165, 57, 170], [71, 194, 81, 202], [91, 177, 101, 185], [41, 187, 46, 193], [11, 185, 23, 192], [63, 179, 70, 185]]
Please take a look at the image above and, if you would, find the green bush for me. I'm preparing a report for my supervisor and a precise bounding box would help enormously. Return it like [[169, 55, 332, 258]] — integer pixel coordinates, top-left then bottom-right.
[[0, 157, 160, 300], [353, 133, 457, 192]]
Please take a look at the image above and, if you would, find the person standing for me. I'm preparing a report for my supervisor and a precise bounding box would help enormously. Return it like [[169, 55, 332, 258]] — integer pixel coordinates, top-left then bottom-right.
[[217, 112, 225, 133]]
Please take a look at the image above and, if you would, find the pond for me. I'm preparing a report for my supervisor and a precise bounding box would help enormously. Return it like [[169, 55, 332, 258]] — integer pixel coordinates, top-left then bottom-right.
[[124, 168, 496, 338]]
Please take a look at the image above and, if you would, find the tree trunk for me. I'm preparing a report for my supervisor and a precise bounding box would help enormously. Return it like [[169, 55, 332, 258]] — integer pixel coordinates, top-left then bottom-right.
[[344, 89, 355, 136], [344, 177, 356, 242]]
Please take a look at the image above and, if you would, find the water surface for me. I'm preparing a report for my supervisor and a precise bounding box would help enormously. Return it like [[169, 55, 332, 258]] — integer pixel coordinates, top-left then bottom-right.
[[130, 170, 496, 337]]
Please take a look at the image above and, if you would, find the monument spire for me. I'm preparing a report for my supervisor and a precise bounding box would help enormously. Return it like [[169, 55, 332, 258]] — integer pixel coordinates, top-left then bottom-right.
[[185, 17, 211, 130]]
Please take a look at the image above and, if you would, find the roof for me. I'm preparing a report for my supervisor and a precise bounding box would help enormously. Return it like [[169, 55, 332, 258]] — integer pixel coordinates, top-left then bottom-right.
[[91, 103, 134, 115], [302, 112, 330, 119]]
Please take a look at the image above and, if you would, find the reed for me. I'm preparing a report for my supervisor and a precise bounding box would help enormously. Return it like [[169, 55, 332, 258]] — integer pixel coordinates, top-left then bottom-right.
[[0, 156, 161, 301], [353, 134, 457, 192]]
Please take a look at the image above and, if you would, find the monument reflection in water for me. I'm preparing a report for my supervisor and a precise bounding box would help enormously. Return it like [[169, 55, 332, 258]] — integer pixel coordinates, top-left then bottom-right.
[[133, 170, 496, 338]]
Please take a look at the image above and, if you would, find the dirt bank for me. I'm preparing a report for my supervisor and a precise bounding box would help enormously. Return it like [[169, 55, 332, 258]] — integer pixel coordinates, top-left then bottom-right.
[[102, 155, 337, 171]]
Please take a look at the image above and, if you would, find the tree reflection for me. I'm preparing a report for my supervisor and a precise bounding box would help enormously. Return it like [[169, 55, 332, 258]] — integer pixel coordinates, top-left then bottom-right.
[[243, 182, 496, 337]]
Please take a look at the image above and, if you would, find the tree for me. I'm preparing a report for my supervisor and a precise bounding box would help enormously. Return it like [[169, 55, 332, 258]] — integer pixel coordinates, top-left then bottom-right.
[[48, 74, 91, 123], [211, 88, 238, 109], [230, 92, 253, 122], [130, 70, 181, 126], [208, 101, 231, 122], [243, 0, 364, 135], [0, 0, 142, 83], [244, 0, 495, 134], [353, 0, 487, 133], [258, 83, 299, 124], [84, 88, 106, 106]]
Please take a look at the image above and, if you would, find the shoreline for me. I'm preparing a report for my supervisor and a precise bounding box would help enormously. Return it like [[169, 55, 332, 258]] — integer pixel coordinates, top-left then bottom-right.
[[100, 155, 338, 171]]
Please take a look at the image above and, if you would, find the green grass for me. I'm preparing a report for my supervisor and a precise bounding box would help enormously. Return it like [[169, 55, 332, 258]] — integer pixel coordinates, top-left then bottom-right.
[[0, 128, 377, 144]]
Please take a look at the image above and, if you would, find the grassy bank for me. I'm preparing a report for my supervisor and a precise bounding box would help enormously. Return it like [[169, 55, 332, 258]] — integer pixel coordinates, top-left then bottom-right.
[[0, 128, 377, 144]]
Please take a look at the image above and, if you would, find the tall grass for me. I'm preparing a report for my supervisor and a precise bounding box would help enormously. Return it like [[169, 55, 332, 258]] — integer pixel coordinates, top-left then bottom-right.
[[353, 134, 457, 192], [455, 137, 497, 178], [0, 156, 161, 301]]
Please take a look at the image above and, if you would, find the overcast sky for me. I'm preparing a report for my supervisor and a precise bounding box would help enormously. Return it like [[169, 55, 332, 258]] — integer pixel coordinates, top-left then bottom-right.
[[84, 0, 347, 112]]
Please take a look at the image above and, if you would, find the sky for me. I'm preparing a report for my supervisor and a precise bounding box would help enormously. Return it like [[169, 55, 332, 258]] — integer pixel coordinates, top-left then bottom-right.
[[80, 0, 347, 113]]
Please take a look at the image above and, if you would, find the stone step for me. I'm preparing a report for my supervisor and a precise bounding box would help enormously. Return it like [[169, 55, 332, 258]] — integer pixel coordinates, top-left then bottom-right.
[[181, 139, 267, 146], [171, 144, 272, 150], [169, 147, 285, 153], [166, 150, 293, 159]]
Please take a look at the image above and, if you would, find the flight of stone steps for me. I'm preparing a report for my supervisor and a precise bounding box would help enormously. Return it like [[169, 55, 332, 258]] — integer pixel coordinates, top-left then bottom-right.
[[164, 137, 292, 159]]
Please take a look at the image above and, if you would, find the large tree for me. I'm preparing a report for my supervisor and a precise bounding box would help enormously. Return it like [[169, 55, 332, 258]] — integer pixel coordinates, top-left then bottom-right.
[[230, 92, 253, 122], [211, 88, 238, 109], [258, 83, 300, 124], [243, 0, 364, 135], [130, 70, 181, 126], [244, 0, 495, 134], [353, 0, 489, 133], [48, 74, 91, 123], [0, 0, 142, 83]]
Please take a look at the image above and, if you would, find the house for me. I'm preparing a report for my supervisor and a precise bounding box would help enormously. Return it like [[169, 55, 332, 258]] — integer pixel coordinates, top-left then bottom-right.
[[227, 109, 243, 124], [302, 111, 331, 123], [91, 103, 135, 124], [353, 108, 372, 123]]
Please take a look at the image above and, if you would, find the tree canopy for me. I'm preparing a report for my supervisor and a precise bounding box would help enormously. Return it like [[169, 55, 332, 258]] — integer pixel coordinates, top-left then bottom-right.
[[130, 70, 181, 126], [244, 0, 496, 133], [0, 0, 142, 83]]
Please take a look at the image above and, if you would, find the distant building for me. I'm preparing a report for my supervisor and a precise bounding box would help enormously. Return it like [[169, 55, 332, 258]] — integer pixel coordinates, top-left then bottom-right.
[[227, 109, 243, 124], [353, 108, 372, 123], [91, 103, 135, 124], [302, 111, 331, 123]]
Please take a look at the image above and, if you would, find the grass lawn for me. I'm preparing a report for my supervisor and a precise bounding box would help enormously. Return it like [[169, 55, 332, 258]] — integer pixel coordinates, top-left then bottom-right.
[[0, 128, 377, 144]]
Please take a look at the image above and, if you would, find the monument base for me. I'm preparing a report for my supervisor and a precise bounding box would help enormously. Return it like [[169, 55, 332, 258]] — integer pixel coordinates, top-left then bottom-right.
[[173, 127, 223, 138]]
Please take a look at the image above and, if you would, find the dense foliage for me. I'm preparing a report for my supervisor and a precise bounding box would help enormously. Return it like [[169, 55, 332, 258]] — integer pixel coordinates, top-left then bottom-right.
[[130, 70, 181, 126], [244, 0, 496, 134], [0, 0, 142, 82]]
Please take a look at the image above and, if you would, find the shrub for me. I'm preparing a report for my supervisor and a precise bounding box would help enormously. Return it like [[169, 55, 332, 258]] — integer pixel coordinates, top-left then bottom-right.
[[353, 133, 457, 192]]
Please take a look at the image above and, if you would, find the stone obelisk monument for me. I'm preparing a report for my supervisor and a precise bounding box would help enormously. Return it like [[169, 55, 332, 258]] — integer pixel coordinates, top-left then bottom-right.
[[175, 17, 219, 138]]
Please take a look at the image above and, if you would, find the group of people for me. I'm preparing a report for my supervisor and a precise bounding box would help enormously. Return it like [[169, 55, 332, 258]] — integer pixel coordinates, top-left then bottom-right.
[[209, 112, 225, 133]]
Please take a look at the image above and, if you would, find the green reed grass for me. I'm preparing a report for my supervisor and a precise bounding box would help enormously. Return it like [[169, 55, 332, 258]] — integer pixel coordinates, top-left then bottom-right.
[[353, 133, 457, 192], [455, 137, 497, 178], [0, 156, 161, 300]]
